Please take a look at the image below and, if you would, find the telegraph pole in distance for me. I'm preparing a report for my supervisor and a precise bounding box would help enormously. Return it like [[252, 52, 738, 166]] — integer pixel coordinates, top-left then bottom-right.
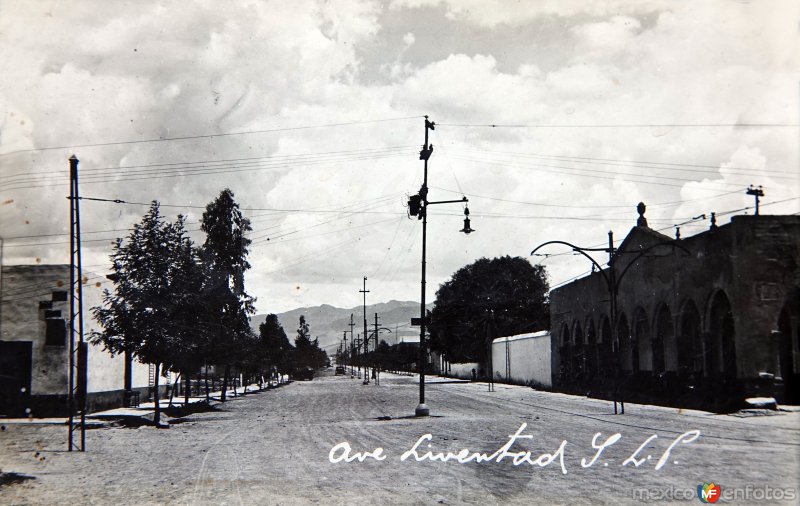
[[348, 314, 356, 377], [341, 332, 347, 370], [360, 277, 370, 384], [746, 185, 764, 215], [373, 313, 380, 385]]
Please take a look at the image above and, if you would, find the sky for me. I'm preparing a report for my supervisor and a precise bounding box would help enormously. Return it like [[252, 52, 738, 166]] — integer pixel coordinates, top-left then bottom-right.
[[1, 0, 798, 315]]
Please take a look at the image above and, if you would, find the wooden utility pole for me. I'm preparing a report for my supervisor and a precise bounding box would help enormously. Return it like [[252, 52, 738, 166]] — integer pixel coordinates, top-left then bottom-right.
[[360, 277, 370, 384]]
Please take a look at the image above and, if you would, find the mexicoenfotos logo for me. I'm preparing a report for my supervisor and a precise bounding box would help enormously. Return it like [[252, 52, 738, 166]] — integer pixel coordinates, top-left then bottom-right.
[[697, 483, 721, 503]]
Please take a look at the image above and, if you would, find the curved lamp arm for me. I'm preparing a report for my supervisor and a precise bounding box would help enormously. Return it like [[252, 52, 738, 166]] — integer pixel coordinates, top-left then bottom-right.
[[531, 240, 610, 288]]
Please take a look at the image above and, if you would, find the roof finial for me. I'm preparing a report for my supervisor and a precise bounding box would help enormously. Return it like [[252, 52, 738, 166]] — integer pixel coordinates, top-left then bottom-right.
[[636, 202, 648, 227]]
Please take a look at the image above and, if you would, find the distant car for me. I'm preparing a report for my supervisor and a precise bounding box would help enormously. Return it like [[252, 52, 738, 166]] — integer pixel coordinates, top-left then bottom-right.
[[335, 366, 346, 375]]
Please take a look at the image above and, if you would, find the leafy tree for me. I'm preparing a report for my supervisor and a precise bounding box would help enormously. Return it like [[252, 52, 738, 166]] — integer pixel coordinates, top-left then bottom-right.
[[92, 203, 201, 424], [165, 215, 207, 405], [258, 314, 295, 382], [200, 189, 255, 401], [429, 256, 549, 363], [293, 316, 328, 371]]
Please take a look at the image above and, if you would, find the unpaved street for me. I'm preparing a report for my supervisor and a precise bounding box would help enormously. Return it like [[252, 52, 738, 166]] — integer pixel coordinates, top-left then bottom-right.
[[1, 371, 799, 505]]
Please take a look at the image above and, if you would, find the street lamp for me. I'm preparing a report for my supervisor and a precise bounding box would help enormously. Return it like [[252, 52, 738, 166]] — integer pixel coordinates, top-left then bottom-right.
[[410, 116, 473, 417], [531, 229, 688, 414]]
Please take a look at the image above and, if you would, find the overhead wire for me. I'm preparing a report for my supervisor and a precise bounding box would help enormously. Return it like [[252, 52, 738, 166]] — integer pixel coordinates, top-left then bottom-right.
[[451, 146, 798, 178], [0, 115, 422, 156]]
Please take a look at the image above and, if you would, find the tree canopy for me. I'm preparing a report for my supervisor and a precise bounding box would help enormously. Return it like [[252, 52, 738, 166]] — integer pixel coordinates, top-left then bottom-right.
[[91, 202, 202, 423], [429, 256, 549, 362], [200, 189, 256, 399], [294, 315, 328, 370], [259, 314, 295, 377]]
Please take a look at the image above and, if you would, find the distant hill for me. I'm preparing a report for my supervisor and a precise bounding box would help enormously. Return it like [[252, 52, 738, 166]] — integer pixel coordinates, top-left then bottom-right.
[[250, 300, 434, 354]]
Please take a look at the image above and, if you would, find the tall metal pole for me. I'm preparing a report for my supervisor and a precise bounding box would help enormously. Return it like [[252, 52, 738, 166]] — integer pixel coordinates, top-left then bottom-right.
[[416, 117, 434, 417], [373, 313, 380, 385], [339, 330, 348, 374], [360, 277, 370, 384], [608, 231, 624, 415], [68, 155, 86, 451], [348, 314, 355, 377]]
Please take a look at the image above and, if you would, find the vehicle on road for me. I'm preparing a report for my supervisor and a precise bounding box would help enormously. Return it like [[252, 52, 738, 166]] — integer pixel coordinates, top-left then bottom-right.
[[335, 366, 346, 375]]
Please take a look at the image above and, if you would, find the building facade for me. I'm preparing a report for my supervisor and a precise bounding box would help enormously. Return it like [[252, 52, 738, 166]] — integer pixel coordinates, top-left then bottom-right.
[[549, 208, 799, 410], [0, 264, 156, 417]]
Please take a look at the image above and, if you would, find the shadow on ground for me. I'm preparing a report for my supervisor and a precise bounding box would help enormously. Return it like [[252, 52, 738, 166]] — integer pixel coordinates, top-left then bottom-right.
[[0, 472, 36, 488]]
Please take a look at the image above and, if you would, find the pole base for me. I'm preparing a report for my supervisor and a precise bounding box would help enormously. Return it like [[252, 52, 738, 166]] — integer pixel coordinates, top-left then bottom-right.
[[415, 403, 430, 416]]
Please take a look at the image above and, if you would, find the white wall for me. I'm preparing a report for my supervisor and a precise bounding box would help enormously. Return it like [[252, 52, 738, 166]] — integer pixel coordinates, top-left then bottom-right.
[[492, 331, 552, 388], [448, 362, 480, 380]]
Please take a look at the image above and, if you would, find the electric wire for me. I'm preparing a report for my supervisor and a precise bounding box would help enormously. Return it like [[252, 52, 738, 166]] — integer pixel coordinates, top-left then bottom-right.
[[0, 115, 422, 156]]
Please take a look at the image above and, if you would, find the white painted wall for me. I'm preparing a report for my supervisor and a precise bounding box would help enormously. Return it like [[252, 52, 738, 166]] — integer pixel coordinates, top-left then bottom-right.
[[492, 331, 552, 388], [448, 362, 480, 380]]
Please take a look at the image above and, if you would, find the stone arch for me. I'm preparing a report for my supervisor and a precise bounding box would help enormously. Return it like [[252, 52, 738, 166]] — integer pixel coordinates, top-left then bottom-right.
[[777, 287, 800, 402], [632, 307, 648, 372], [706, 289, 736, 377], [559, 322, 571, 382], [677, 299, 702, 377], [572, 321, 584, 382], [599, 315, 614, 375], [618, 312, 633, 371], [586, 318, 598, 377], [654, 303, 675, 373]]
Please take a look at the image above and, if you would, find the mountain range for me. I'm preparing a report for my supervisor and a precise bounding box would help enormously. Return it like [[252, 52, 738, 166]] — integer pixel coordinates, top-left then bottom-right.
[[249, 300, 434, 354]]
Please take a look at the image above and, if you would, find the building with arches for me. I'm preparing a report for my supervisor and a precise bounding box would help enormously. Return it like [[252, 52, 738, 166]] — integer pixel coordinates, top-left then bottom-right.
[[549, 207, 799, 410]]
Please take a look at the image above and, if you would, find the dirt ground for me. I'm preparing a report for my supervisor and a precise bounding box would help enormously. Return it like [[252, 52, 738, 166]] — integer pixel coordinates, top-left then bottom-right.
[[1, 371, 799, 505]]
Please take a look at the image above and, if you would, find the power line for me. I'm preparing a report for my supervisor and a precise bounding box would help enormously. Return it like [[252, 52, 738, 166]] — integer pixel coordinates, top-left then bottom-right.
[[0, 116, 421, 156], [1, 149, 415, 193], [1, 145, 416, 186], [438, 122, 800, 128], [444, 153, 746, 191], [453, 146, 798, 178]]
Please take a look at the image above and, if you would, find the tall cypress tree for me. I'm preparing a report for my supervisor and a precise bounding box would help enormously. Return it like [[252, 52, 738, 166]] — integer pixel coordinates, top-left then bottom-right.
[[200, 189, 255, 401]]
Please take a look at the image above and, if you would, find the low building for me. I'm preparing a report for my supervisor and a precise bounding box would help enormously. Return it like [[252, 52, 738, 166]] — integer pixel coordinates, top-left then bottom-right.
[[0, 264, 159, 417], [548, 206, 799, 410]]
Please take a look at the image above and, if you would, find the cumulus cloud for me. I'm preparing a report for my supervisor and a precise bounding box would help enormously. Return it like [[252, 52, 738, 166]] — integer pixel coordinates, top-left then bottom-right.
[[1, 0, 797, 313]]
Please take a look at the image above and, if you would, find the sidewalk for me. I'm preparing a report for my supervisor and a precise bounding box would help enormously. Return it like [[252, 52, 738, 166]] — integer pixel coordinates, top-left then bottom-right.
[[0, 381, 280, 427]]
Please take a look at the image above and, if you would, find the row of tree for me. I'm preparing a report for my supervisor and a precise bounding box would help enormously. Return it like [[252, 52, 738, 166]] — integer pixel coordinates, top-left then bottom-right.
[[91, 189, 326, 425]]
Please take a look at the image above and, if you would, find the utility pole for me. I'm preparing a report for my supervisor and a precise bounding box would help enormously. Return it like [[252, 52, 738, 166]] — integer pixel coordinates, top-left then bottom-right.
[[607, 231, 623, 415], [360, 277, 370, 384], [348, 314, 356, 377], [373, 313, 381, 385], [746, 185, 764, 215], [68, 155, 86, 451], [342, 331, 348, 371], [409, 116, 473, 417]]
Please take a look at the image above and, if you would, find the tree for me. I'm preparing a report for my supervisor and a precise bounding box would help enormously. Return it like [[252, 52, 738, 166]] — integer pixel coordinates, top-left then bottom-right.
[[200, 189, 255, 401], [92, 202, 201, 425], [258, 314, 294, 382], [429, 256, 549, 363], [293, 316, 328, 371]]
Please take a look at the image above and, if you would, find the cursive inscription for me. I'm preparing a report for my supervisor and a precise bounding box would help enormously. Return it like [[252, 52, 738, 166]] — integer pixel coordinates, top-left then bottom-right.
[[328, 423, 701, 475]]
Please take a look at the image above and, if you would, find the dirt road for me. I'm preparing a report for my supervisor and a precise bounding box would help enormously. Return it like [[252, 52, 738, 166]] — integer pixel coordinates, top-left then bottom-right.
[[2, 371, 798, 504]]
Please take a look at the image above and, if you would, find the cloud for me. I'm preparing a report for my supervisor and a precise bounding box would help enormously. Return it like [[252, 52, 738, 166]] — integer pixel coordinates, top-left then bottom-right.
[[1, 0, 797, 314]]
